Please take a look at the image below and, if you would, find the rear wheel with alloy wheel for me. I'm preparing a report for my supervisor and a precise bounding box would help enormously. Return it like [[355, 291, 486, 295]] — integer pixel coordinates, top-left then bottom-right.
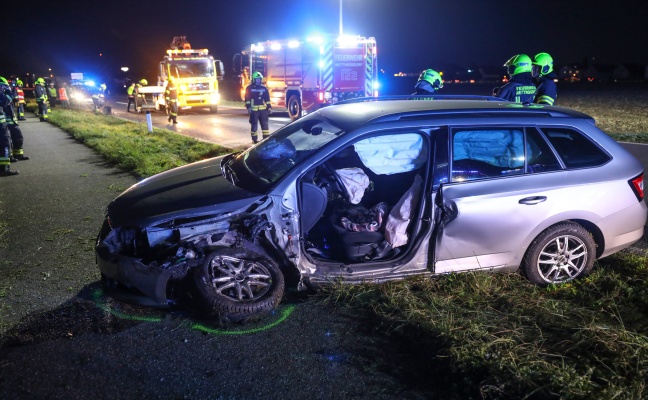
[[522, 222, 596, 285]]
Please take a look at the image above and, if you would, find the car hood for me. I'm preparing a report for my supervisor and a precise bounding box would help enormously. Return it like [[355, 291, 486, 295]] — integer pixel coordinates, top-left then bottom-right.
[[107, 156, 264, 227]]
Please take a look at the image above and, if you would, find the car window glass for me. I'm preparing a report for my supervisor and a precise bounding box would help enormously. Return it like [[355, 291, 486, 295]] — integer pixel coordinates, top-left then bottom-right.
[[540, 127, 611, 169], [239, 117, 343, 186], [525, 127, 562, 173], [451, 128, 524, 182]]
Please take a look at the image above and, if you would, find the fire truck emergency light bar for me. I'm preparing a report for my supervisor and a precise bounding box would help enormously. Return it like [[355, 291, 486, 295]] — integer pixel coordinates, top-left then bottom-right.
[[166, 49, 209, 56]]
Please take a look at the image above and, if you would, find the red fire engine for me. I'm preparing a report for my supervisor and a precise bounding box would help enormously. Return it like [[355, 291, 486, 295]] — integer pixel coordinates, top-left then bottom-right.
[[234, 35, 378, 121]]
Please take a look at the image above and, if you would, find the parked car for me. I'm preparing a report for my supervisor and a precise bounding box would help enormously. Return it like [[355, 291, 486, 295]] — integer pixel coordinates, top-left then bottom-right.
[[96, 96, 647, 320]]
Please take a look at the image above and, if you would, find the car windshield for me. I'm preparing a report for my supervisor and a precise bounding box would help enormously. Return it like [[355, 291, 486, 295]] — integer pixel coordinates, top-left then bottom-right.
[[168, 59, 214, 78], [223, 117, 344, 192]]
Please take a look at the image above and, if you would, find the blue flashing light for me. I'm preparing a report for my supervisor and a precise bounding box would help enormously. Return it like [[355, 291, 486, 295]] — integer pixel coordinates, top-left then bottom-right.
[[287, 40, 300, 48]]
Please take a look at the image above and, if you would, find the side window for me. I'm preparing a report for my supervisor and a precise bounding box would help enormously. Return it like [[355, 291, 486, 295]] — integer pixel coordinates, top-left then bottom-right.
[[540, 127, 611, 168], [451, 128, 525, 182], [525, 127, 562, 173]]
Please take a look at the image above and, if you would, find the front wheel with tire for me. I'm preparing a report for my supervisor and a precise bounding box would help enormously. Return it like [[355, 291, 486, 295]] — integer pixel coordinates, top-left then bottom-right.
[[522, 222, 596, 285], [189, 248, 284, 321], [287, 95, 302, 121]]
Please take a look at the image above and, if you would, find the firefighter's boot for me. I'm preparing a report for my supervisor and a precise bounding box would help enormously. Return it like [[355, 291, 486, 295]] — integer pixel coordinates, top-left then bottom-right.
[[0, 165, 19, 176]]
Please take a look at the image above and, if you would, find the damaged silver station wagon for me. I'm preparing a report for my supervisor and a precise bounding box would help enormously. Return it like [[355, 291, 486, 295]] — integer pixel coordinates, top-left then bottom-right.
[[96, 96, 647, 320]]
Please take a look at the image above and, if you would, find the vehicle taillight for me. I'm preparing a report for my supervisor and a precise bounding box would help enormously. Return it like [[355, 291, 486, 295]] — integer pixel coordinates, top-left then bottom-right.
[[318, 91, 324, 102], [629, 173, 644, 201]]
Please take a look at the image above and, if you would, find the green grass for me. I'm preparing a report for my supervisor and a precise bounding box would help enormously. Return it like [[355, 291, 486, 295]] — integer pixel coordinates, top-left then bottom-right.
[[47, 109, 232, 178], [559, 89, 648, 142], [320, 252, 648, 399], [30, 92, 648, 398]]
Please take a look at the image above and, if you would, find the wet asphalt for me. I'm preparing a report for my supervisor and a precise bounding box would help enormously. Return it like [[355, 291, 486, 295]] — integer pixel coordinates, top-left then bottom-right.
[[0, 115, 472, 399]]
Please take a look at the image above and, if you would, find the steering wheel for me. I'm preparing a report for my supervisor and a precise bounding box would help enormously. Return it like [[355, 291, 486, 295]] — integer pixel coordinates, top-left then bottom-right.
[[321, 162, 348, 201]]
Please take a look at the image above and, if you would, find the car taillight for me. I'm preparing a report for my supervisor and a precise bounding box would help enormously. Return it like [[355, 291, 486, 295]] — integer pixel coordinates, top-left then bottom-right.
[[629, 173, 644, 201]]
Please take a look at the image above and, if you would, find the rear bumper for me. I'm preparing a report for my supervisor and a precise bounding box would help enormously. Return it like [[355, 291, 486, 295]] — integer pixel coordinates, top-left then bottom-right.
[[598, 200, 648, 257]]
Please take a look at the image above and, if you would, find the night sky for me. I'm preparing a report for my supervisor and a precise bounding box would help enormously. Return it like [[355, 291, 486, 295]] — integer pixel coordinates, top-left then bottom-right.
[[3, 0, 647, 82]]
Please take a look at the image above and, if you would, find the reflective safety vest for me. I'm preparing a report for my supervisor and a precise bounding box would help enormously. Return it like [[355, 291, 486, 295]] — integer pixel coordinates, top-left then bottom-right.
[[58, 87, 69, 101], [16, 88, 25, 104]]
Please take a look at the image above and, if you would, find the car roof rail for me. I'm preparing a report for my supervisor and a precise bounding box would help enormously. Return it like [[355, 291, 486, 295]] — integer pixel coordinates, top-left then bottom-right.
[[337, 95, 507, 105]]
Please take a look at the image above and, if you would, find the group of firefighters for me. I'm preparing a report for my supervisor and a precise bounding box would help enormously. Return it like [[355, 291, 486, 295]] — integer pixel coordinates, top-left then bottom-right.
[[0, 76, 30, 176], [413, 52, 558, 106], [126, 77, 178, 124], [2, 50, 559, 176]]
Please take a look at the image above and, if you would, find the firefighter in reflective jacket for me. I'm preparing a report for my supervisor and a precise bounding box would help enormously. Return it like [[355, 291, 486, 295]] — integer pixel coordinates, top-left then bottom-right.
[[244, 71, 272, 144], [126, 81, 136, 112], [135, 78, 147, 113], [165, 76, 179, 124], [13, 79, 26, 120], [532, 52, 558, 106], [34, 77, 49, 121], [494, 54, 536, 103], [1, 79, 29, 162], [58, 82, 70, 109], [0, 77, 19, 176], [47, 81, 58, 109]]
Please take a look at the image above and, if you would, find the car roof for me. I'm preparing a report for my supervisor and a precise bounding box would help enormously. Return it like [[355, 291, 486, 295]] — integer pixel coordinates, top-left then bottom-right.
[[315, 96, 595, 131]]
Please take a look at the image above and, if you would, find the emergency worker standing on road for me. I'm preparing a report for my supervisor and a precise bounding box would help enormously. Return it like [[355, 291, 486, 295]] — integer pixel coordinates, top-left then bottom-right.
[[135, 78, 147, 113], [34, 77, 49, 121], [494, 54, 536, 103], [0, 77, 19, 176], [126, 81, 136, 112], [165, 76, 179, 124], [1, 78, 29, 163], [13, 79, 26, 120], [532, 52, 558, 105], [412, 69, 443, 95], [244, 71, 272, 144]]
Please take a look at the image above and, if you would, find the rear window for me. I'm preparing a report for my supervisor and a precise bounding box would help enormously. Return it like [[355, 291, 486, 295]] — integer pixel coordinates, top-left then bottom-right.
[[540, 127, 611, 168]]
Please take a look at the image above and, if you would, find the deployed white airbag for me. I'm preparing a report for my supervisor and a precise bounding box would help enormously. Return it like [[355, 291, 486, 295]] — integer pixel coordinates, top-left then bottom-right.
[[336, 167, 370, 204], [354, 134, 428, 175], [385, 174, 423, 248], [453, 130, 524, 168]]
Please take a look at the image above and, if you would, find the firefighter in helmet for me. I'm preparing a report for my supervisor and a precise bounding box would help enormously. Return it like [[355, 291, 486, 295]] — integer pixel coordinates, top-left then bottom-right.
[[244, 71, 272, 144], [494, 54, 537, 103], [47, 81, 58, 109], [165, 76, 179, 124], [413, 69, 443, 95], [0, 77, 19, 176], [13, 79, 26, 120], [1, 77, 29, 163], [34, 77, 49, 121], [135, 78, 148, 113], [532, 52, 557, 106], [126, 81, 136, 112]]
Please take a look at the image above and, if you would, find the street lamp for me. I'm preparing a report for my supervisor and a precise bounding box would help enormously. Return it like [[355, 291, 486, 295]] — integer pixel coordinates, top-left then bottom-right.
[[339, 0, 343, 36], [121, 67, 129, 72]]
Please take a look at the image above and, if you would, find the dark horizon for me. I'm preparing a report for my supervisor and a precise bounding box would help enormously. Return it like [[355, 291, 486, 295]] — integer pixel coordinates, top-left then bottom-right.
[[3, 0, 647, 83]]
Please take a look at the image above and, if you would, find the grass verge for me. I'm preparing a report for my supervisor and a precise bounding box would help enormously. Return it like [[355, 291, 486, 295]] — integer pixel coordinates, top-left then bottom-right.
[[320, 251, 648, 399], [46, 109, 232, 178]]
